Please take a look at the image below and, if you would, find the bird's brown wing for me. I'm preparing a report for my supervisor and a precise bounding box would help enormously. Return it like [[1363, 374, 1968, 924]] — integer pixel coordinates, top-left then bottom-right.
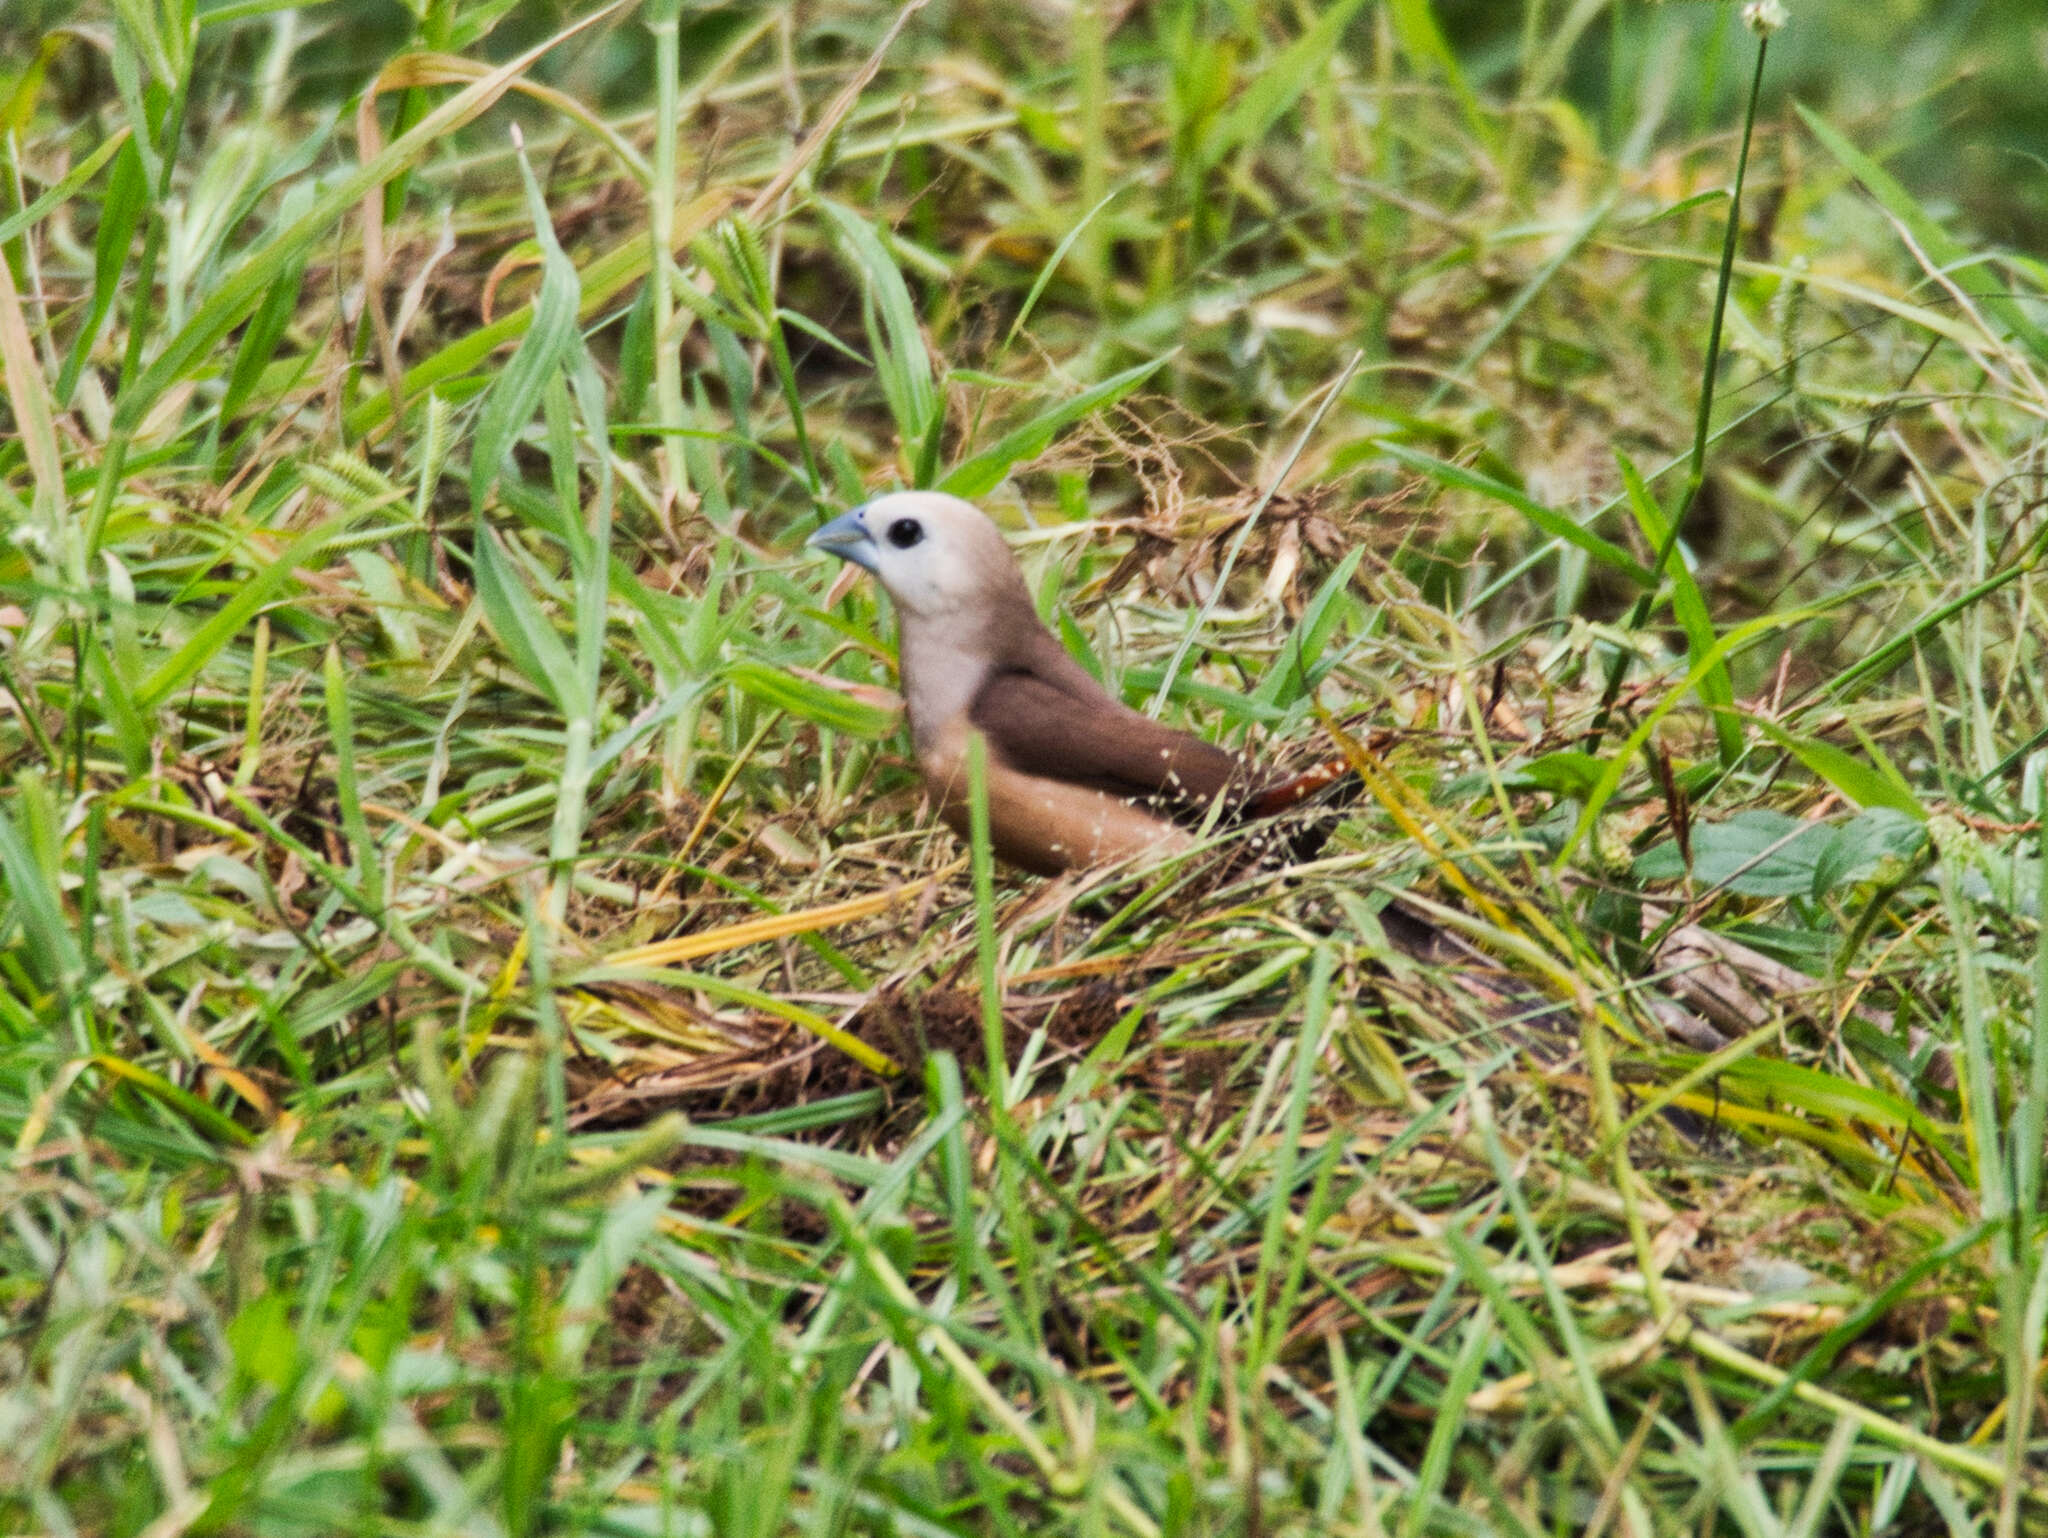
[[967, 645, 1245, 814]]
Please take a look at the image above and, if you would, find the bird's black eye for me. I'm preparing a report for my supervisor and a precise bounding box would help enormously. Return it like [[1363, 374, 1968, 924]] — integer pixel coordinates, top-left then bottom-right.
[[886, 518, 924, 550]]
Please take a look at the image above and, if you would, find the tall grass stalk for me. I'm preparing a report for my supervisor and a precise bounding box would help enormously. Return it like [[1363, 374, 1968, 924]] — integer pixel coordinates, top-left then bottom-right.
[[1594, 19, 1774, 761], [645, 0, 690, 510]]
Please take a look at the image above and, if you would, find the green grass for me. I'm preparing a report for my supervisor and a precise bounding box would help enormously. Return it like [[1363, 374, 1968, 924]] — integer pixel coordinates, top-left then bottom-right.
[[4, 0, 2048, 1532]]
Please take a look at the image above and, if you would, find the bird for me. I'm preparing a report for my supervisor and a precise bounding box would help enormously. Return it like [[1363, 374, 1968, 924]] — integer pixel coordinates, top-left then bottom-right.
[[801, 493, 1655, 1067], [806, 491, 1349, 875]]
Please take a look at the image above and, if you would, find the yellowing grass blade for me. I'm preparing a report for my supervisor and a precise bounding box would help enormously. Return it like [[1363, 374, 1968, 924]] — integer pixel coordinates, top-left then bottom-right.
[[605, 865, 960, 971]]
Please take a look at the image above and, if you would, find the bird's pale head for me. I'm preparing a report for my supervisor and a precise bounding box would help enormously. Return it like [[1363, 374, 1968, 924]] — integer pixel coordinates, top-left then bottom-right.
[[806, 491, 1029, 621]]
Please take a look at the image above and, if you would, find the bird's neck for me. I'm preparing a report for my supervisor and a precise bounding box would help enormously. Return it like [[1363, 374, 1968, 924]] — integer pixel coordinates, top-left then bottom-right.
[[896, 610, 995, 757]]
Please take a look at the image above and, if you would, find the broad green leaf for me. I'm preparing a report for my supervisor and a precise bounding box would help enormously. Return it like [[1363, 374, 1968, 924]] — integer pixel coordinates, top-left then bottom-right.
[[1633, 808, 1833, 897], [101, 550, 142, 683], [506, 122, 614, 716], [588, 678, 712, 777], [1442, 750, 1612, 802], [775, 307, 868, 367], [567, 358, 615, 694], [616, 275, 656, 424], [1810, 809, 1929, 902], [1517, 750, 1611, 801]]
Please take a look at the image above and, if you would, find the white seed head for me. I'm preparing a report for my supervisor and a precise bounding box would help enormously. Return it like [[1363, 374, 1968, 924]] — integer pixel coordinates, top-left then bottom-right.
[[1742, 0, 1787, 35]]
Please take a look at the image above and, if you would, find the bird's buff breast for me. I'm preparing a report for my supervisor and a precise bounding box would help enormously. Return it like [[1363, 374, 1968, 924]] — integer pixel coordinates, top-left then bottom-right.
[[919, 719, 1192, 876]]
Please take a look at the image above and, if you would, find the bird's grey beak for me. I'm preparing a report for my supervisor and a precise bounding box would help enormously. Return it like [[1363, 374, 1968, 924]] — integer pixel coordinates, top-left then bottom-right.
[[805, 509, 879, 574]]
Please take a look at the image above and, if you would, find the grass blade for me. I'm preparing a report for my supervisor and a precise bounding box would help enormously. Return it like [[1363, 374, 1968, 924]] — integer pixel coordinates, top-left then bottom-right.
[[940, 354, 1170, 500], [1614, 448, 1739, 762], [1379, 442, 1654, 586], [471, 523, 581, 715], [822, 199, 941, 482]]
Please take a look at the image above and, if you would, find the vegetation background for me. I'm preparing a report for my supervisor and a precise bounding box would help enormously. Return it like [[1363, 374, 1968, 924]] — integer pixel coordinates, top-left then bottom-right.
[[3, 0, 2047, 1532]]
